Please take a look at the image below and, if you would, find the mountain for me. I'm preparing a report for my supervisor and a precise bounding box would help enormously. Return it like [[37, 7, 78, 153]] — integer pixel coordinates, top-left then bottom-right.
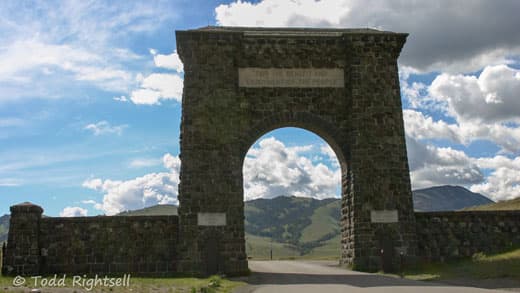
[[464, 197, 520, 211], [413, 185, 494, 212], [245, 196, 340, 257], [0, 214, 9, 243], [117, 204, 177, 216]]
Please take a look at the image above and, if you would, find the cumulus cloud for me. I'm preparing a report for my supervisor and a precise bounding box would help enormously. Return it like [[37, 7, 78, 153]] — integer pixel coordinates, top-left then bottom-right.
[[470, 156, 520, 201], [84, 121, 127, 136], [430, 65, 520, 124], [400, 65, 520, 154], [130, 73, 183, 105], [82, 153, 180, 215], [405, 135, 484, 189], [60, 206, 88, 217], [215, 0, 520, 73], [151, 50, 184, 73], [243, 137, 340, 200]]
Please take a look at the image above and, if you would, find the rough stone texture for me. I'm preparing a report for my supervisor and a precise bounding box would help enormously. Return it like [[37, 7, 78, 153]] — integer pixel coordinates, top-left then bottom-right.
[[2, 203, 178, 276], [175, 26, 417, 274], [2, 203, 43, 276], [416, 211, 520, 261]]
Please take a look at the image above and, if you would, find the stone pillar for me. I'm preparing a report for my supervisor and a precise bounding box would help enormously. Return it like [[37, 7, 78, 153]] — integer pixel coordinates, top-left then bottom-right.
[[343, 34, 417, 272], [3, 202, 43, 275]]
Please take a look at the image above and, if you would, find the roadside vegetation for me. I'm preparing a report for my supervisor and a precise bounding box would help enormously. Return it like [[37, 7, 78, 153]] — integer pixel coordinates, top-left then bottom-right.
[[0, 274, 244, 293], [402, 247, 520, 281]]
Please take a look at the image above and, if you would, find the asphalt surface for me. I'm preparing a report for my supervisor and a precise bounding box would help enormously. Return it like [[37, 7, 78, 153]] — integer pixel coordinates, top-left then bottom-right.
[[233, 260, 514, 293]]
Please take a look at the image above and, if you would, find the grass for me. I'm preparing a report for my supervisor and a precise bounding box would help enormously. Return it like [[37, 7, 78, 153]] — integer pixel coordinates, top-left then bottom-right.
[[301, 234, 341, 260], [1, 250, 242, 293], [0, 274, 244, 292], [300, 201, 339, 243], [245, 233, 300, 260], [465, 198, 520, 211], [402, 247, 520, 281]]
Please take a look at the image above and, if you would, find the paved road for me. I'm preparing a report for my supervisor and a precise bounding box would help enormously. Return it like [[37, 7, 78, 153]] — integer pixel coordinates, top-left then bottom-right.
[[233, 260, 514, 293]]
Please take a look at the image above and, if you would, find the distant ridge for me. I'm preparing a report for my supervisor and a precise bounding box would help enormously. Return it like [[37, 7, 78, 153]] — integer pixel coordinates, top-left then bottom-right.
[[0, 214, 9, 242], [117, 204, 177, 216], [413, 185, 493, 212], [464, 197, 520, 211]]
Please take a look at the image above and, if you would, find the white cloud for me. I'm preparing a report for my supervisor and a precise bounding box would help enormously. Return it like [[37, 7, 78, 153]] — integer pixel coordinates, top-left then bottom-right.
[[215, 0, 520, 73], [113, 95, 128, 102], [84, 121, 127, 136], [130, 73, 183, 105], [430, 64, 520, 124], [404, 110, 520, 154], [405, 136, 484, 189], [470, 156, 520, 201], [81, 199, 98, 205], [151, 50, 184, 73], [129, 158, 162, 168], [0, 1, 176, 100], [403, 110, 461, 143], [243, 137, 340, 200], [162, 153, 181, 170], [60, 206, 88, 217], [82, 153, 180, 215], [82, 178, 103, 190], [216, 0, 350, 27], [403, 64, 520, 154]]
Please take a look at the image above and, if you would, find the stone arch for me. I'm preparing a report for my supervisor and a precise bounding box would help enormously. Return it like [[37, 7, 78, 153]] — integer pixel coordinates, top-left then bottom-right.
[[238, 112, 350, 174], [175, 26, 417, 275]]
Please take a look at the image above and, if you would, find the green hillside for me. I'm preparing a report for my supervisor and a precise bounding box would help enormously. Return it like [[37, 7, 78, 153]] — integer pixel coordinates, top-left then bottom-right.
[[464, 197, 520, 211], [300, 199, 340, 243], [244, 196, 341, 258], [245, 234, 300, 259]]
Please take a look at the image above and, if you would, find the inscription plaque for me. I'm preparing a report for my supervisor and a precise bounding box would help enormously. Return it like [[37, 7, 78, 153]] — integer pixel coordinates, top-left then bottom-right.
[[238, 68, 344, 88], [370, 210, 398, 223], [198, 213, 226, 226]]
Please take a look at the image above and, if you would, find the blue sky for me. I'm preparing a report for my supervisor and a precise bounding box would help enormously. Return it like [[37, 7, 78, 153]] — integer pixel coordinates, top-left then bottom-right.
[[1, 0, 520, 217]]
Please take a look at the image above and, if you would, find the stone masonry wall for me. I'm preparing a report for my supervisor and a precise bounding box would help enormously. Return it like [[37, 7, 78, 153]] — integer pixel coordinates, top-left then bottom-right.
[[415, 211, 520, 262], [3, 203, 178, 276]]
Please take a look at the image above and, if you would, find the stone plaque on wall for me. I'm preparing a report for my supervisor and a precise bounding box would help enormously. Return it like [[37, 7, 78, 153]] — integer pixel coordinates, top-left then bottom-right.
[[370, 210, 398, 223], [238, 68, 344, 88], [197, 213, 227, 226]]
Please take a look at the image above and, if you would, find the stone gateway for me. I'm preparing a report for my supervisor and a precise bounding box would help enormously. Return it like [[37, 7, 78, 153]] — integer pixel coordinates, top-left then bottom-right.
[[175, 26, 417, 275], [4, 27, 518, 278]]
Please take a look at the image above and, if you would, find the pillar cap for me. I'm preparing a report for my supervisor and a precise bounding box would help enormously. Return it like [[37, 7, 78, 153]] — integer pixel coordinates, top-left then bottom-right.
[[10, 202, 43, 214]]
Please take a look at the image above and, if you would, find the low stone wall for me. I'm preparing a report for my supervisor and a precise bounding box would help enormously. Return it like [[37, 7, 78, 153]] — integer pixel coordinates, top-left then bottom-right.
[[415, 211, 520, 262], [4, 203, 520, 276], [2, 203, 178, 276]]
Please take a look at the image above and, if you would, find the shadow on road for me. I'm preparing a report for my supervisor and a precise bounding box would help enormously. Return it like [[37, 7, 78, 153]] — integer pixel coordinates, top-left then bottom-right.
[[245, 272, 443, 288]]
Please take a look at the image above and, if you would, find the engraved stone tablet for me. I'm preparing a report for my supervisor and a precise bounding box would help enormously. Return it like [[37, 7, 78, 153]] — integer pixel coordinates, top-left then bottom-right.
[[370, 210, 398, 223], [238, 68, 344, 88], [197, 213, 226, 226]]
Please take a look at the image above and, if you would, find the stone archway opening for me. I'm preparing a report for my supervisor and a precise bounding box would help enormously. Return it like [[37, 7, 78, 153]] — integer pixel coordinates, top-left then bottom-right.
[[242, 127, 346, 261]]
